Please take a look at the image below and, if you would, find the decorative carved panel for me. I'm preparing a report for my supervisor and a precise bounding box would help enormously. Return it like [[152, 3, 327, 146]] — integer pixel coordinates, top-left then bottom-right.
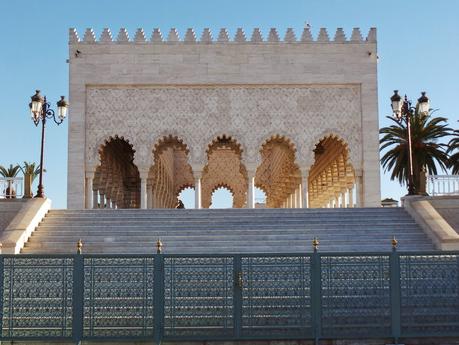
[[86, 85, 362, 170]]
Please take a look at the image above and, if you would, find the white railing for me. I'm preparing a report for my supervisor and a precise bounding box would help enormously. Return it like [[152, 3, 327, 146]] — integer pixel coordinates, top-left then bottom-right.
[[427, 175, 459, 196], [0, 177, 23, 198]]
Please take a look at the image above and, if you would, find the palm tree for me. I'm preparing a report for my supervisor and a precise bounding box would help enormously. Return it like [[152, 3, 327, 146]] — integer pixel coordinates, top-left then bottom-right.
[[380, 111, 452, 193], [0, 164, 21, 178], [19, 162, 41, 198], [448, 129, 459, 174], [0, 164, 21, 198], [19, 162, 41, 182]]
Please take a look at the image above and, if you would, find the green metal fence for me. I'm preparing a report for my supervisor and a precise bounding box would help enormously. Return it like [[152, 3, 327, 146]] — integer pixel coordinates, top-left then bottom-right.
[[0, 250, 458, 344]]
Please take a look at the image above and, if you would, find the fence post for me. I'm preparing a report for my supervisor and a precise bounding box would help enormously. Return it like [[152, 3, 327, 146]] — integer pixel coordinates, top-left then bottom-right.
[[233, 254, 242, 338], [72, 240, 84, 345], [390, 237, 401, 343], [154, 239, 165, 345], [311, 237, 321, 345]]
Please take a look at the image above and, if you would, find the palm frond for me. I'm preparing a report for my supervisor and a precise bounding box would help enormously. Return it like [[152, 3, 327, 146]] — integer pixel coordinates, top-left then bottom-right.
[[379, 111, 452, 190]]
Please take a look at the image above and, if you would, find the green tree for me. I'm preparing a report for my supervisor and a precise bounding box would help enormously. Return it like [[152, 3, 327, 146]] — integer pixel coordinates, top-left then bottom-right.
[[0, 164, 21, 178], [19, 161, 41, 182], [448, 129, 459, 174], [380, 111, 452, 192]]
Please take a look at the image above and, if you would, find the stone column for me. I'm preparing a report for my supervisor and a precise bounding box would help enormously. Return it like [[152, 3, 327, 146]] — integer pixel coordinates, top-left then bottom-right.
[[194, 171, 202, 209], [147, 183, 153, 209], [140, 171, 148, 209], [355, 175, 363, 207], [247, 171, 256, 209], [300, 168, 309, 208], [99, 193, 105, 208], [85, 175, 93, 209], [348, 187, 354, 208], [106, 196, 111, 209], [296, 187, 302, 208], [111, 200, 116, 209], [93, 190, 98, 209]]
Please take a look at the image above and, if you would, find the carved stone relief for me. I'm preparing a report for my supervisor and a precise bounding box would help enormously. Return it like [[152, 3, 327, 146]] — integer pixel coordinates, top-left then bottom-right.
[[86, 85, 362, 170]]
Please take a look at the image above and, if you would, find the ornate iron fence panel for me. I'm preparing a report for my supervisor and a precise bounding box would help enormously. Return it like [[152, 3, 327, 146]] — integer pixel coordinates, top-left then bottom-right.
[[320, 254, 391, 338], [241, 255, 312, 338], [400, 254, 459, 337], [163, 256, 234, 339], [83, 256, 155, 339], [0, 251, 458, 343], [1, 256, 73, 339]]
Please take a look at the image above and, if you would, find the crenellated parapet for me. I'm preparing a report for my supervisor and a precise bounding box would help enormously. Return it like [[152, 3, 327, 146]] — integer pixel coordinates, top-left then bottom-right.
[[69, 27, 377, 44]]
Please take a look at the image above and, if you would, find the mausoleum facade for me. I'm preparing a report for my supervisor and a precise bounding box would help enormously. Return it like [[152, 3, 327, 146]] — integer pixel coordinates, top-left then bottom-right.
[[67, 26, 380, 209]]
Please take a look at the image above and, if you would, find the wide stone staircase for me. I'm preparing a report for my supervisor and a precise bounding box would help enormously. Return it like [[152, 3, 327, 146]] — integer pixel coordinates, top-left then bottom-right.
[[21, 207, 436, 254]]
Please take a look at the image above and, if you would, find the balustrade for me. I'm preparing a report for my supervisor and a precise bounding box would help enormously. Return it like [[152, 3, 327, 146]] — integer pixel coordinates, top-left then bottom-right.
[[427, 175, 459, 196], [0, 177, 23, 198]]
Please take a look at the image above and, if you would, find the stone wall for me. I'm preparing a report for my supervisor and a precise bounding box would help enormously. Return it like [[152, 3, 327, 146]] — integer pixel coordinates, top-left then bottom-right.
[[68, 27, 380, 208]]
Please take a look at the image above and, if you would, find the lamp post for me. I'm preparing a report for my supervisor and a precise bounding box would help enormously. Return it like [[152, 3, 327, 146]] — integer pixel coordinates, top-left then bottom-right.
[[390, 90, 429, 195], [29, 90, 68, 198]]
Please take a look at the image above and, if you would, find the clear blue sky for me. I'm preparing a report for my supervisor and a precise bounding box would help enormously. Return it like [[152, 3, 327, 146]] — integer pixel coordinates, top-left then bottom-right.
[[1, 0, 458, 208]]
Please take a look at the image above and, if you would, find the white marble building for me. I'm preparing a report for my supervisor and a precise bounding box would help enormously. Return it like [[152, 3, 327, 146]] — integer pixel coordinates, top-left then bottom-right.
[[67, 26, 380, 209]]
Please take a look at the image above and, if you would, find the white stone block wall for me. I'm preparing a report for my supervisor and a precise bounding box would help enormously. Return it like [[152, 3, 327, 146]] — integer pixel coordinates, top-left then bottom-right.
[[67, 27, 380, 208]]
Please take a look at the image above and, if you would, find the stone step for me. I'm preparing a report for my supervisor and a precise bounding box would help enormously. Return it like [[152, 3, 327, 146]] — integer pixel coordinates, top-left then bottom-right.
[[41, 217, 414, 224], [33, 226, 428, 236], [33, 226, 423, 236], [27, 233, 427, 245], [22, 207, 435, 254], [23, 244, 435, 254], [48, 210, 414, 218], [35, 224, 420, 232]]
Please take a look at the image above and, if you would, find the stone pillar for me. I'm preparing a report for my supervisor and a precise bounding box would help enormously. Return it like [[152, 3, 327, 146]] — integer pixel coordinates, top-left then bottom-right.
[[99, 193, 105, 208], [111, 200, 116, 209], [106, 197, 111, 209], [247, 171, 255, 209], [85, 175, 93, 209], [140, 172, 148, 209], [194, 171, 202, 209], [147, 183, 153, 209], [93, 190, 98, 209], [301, 169, 309, 208], [356, 175, 363, 207], [348, 187, 354, 208]]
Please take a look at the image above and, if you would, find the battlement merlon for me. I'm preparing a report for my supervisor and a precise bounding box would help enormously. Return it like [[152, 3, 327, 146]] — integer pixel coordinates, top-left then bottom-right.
[[69, 27, 377, 44]]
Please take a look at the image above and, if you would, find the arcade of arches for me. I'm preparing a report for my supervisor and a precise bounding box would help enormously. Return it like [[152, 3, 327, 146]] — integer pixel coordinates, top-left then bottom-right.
[[87, 135, 362, 209]]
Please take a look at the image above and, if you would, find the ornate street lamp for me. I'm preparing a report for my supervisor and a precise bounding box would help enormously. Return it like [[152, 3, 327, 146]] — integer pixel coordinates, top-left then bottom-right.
[[29, 90, 68, 198], [390, 90, 429, 195]]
